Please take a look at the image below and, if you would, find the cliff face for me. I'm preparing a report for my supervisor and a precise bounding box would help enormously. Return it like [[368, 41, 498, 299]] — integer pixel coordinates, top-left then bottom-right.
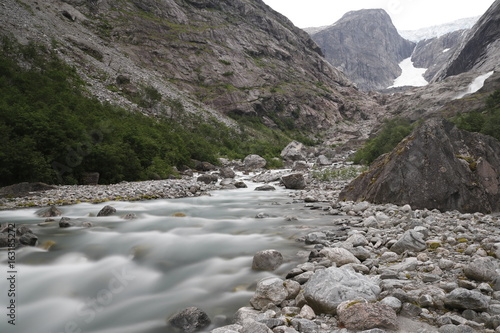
[[0, 0, 382, 134], [434, 0, 500, 80], [310, 9, 415, 91], [411, 30, 468, 81]]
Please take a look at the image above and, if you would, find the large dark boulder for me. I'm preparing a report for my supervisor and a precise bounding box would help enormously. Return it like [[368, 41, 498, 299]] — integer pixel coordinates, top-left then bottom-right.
[[339, 118, 500, 213], [168, 307, 211, 332], [0, 182, 55, 198]]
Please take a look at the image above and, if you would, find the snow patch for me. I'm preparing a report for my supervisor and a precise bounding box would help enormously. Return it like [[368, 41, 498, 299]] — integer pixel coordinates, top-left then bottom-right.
[[442, 48, 450, 53], [388, 58, 428, 88], [454, 71, 495, 100]]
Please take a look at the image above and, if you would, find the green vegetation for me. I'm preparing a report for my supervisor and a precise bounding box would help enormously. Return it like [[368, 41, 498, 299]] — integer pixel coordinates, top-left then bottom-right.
[[452, 90, 500, 141], [351, 118, 415, 165], [0, 37, 289, 186]]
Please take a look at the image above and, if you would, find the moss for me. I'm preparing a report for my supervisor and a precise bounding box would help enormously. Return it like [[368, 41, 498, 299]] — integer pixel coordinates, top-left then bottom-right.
[[172, 212, 186, 217], [457, 238, 468, 243]]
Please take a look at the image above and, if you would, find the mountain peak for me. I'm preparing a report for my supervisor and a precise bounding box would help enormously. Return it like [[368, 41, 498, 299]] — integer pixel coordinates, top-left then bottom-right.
[[310, 8, 415, 91]]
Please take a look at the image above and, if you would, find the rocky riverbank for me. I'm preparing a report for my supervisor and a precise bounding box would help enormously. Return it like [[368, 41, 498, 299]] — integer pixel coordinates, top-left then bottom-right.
[[2, 157, 500, 332], [204, 171, 500, 333]]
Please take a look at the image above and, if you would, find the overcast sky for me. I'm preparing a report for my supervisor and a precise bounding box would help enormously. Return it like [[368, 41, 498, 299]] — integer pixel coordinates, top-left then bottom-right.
[[262, 0, 496, 30]]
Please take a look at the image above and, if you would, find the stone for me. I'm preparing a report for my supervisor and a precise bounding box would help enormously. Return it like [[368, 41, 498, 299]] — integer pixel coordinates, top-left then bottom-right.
[[284, 280, 301, 300], [197, 174, 218, 184], [299, 304, 316, 320], [37, 205, 62, 217], [339, 118, 500, 214], [97, 205, 116, 217], [59, 217, 73, 228], [463, 257, 499, 282], [303, 266, 381, 314], [0, 182, 55, 198], [316, 155, 331, 165], [254, 185, 276, 191], [320, 247, 361, 266], [250, 277, 288, 310], [252, 249, 284, 271], [438, 324, 475, 333], [292, 161, 309, 171], [243, 155, 267, 170], [234, 181, 248, 188], [379, 296, 402, 312], [281, 141, 306, 161], [210, 324, 242, 333], [281, 173, 306, 190], [304, 232, 327, 245], [18, 233, 38, 246], [168, 307, 211, 333], [444, 288, 490, 311], [233, 307, 259, 325], [390, 230, 427, 254], [337, 301, 398, 331], [241, 319, 272, 333], [219, 167, 236, 179], [290, 318, 318, 333]]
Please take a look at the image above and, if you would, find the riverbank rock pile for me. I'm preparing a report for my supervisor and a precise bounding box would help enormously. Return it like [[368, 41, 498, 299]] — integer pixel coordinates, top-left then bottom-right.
[[213, 200, 500, 333]]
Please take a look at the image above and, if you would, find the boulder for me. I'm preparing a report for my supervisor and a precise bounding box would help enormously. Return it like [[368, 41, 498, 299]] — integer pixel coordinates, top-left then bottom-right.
[[252, 249, 284, 271], [250, 277, 288, 310], [463, 257, 500, 282], [97, 205, 116, 217], [59, 217, 73, 228], [320, 247, 361, 266], [303, 266, 381, 314], [219, 167, 236, 179], [390, 230, 427, 254], [0, 182, 55, 198], [281, 141, 306, 161], [339, 118, 500, 213], [281, 173, 306, 190], [243, 155, 267, 170], [168, 307, 211, 332], [254, 185, 276, 191], [337, 301, 398, 331], [82, 172, 99, 185], [315, 155, 331, 166], [197, 174, 218, 184], [37, 205, 62, 217], [444, 288, 489, 311]]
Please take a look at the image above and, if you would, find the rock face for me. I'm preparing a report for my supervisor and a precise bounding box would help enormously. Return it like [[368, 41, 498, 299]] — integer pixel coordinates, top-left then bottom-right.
[[3, 0, 382, 133], [339, 118, 500, 213], [435, 0, 500, 80], [310, 9, 415, 91], [411, 30, 468, 81]]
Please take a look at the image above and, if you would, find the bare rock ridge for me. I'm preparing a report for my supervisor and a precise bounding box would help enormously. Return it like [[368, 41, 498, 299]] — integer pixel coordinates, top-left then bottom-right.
[[0, 0, 383, 134], [339, 118, 500, 214], [434, 0, 500, 81], [309, 9, 415, 91]]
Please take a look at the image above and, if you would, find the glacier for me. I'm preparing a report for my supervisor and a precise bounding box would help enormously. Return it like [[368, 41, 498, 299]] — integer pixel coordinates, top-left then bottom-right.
[[388, 58, 428, 88]]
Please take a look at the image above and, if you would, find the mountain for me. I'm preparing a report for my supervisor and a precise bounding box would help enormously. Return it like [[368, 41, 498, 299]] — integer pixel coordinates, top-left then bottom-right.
[[0, 0, 382, 135], [434, 0, 500, 81], [399, 17, 479, 42], [309, 9, 415, 91], [411, 30, 469, 81]]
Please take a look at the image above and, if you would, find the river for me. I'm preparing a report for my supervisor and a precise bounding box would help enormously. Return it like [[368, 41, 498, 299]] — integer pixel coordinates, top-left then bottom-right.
[[0, 178, 328, 333]]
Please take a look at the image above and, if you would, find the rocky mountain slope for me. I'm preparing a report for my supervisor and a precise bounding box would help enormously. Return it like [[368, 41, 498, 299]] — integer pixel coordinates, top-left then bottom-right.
[[411, 30, 468, 82], [0, 0, 382, 137], [309, 9, 415, 91], [434, 0, 500, 81]]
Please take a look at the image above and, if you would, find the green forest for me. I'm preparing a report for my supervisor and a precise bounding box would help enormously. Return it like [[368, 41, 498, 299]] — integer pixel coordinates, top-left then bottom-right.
[[0, 37, 289, 186]]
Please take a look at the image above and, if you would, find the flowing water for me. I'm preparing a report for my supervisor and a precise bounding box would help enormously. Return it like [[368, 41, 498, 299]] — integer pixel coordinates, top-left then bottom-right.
[[0, 178, 332, 333]]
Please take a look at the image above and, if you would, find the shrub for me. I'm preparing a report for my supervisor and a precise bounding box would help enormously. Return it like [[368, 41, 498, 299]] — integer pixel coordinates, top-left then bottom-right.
[[351, 118, 414, 165]]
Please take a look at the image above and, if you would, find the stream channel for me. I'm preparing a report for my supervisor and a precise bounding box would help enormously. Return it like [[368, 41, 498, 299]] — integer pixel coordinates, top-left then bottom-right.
[[0, 176, 335, 333]]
